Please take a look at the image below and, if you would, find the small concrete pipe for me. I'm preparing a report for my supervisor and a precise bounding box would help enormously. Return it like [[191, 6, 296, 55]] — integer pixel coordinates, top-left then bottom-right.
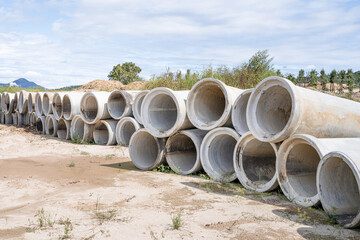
[[233, 132, 278, 192], [27, 92, 36, 112], [277, 134, 360, 207], [93, 120, 117, 145], [247, 76, 360, 143], [107, 90, 142, 120], [42, 92, 54, 115], [317, 149, 360, 228], [200, 127, 240, 182], [132, 90, 149, 125], [129, 129, 167, 170], [18, 90, 29, 113], [80, 91, 111, 124], [4, 93, 15, 114], [187, 78, 244, 130], [35, 92, 45, 116], [70, 115, 94, 142], [231, 89, 253, 135], [57, 118, 71, 140], [166, 129, 208, 175], [5, 112, 12, 124], [36, 116, 46, 134], [12, 113, 17, 125], [115, 117, 142, 146], [142, 88, 193, 138], [52, 92, 66, 120], [63, 92, 85, 120], [45, 114, 58, 136]]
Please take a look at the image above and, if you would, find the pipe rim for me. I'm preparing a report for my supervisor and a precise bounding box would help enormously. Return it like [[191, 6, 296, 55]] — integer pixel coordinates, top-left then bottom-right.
[[36, 116, 46, 133], [70, 115, 85, 140], [80, 92, 100, 124], [132, 91, 149, 125], [43, 93, 53, 115], [247, 76, 299, 143], [52, 93, 63, 120], [94, 120, 113, 145], [231, 89, 253, 135], [115, 117, 141, 146], [35, 93, 43, 116], [45, 115, 57, 136], [108, 90, 131, 120], [187, 78, 231, 130]]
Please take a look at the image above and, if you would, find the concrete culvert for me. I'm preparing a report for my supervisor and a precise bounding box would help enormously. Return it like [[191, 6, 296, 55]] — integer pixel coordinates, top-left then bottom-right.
[[166, 129, 208, 175], [42, 93, 54, 116], [36, 116, 46, 134], [52, 93, 65, 120], [0, 112, 4, 124], [27, 92, 36, 112], [108, 90, 142, 120], [187, 78, 244, 130], [200, 127, 240, 182], [57, 118, 71, 140], [115, 117, 142, 146], [318, 151, 360, 228], [132, 90, 149, 125], [93, 120, 117, 145], [25, 112, 30, 125], [35, 92, 44, 116], [4, 93, 15, 114], [45, 114, 58, 136], [232, 89, 253, 135], [142, 88, 193, 138], [16, 111, 25, 126], [234, 132, 278, 192], [30, 112, 37, 126], [12, 113, 17, 125], [13, 92, 18, 111], [70, 116, 85, 140], [247, 76, 360, 143], [80, 92, 111, 124], [5, 113, 12, 124], [63, 92, 85, 120], [18, 90, 28, 113], [129, 129, 167, 170]]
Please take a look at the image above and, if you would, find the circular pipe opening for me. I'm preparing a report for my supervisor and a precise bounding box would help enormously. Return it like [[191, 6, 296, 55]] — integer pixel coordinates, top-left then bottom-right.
[[94, 122, 109, 145], [72, 118, 84, 139], [232, 91, 252, 134], [35, 95, 42, 115], [148, 93, 177, 132], [53, 95, 62, 119], [63, 95, 72, 119], [108, 91, 126, 119], [120, 121, 136, 145], [130, 131, 159, 170], [36, 119, 43, 132], [43, 94, 50, 114], [57, 119, 67, 139], [82, 95, 98, 122], [47, 119, 54, 135]]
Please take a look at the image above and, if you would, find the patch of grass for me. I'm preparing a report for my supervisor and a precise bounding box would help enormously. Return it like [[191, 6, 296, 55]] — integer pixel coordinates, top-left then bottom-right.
[[93, 199, 117, 224], [171, 213, 183, 230], [81, 151, 90, 156], [67, 162, 75, 167], [58, 217, 73, 239], [152, 164, 175, 174], [71, 137, 95, 145], [105, 154, 115, 160], [36, 208, 55, 228]]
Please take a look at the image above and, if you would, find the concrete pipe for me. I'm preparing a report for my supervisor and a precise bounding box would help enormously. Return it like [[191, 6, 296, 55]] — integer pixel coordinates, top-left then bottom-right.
[[63, 92, 85, 120], [115, 117, 142, 146], [52, 92, 66, 120], [142, 88, 193, 138], [34, 92, 45, 116], [132, 90, 149, 125], [93, 120, 118, 145], [18, 90, 29, 113], [57, 118, 71, 140], [15, 111, 25, 126], [70, 115, 85, 140], [129, 129, 167, 170], [36, 116, 46, 134], [25, 112, 30, 125], [247, 76, 360, 143], [84, 123, 95, 142], [317, 150, 360, 228], [232, 89, 253, 135], [12, 113, 17, 125], [0, 111, 4, 124], [45, 114, 58, 136], [42, 92, 54, 116], [200, 127, 240, 182], [166, 129, 208, 175], [233, 132, 278, 192], [1, 92, 6, 111], [187, 78, 244, 130], [80, 91, 111, 124], [277, 134, 360, 207], [4, 93, 15, 114], [108, 90, 142, 120], [5, 112, 12, 124], [30, 112, 37, 126], [27, 92, 36, 112], [13, 92, 18, 111]]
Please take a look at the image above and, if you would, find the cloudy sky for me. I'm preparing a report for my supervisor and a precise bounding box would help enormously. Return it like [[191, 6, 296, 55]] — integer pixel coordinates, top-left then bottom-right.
[[0, 0, 359, 88]]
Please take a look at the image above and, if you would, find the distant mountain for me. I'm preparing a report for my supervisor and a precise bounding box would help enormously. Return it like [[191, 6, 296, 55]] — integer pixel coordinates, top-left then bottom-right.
[[0, 78, 45, 89]]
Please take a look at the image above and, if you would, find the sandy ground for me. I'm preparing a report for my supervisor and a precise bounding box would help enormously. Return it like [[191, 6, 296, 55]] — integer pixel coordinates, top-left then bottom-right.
[[0, 125, 359, 240]]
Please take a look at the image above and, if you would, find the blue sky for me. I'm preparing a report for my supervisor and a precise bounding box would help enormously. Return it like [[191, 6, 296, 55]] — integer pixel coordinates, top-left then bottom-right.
[[0, 0, 359, 88]]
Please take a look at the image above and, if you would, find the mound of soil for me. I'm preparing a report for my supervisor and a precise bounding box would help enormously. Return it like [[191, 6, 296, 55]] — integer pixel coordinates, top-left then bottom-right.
[[76, 79, 147, 92]]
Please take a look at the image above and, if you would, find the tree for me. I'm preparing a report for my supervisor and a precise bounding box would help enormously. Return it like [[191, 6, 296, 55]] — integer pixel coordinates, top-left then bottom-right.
[[347, 69, 355, 93], [329, 69, 337, 92], [309, 69, 318, 87], [320, 69, 327, 91], [108, 62, 142, 84], [297, 69, 305, 86], [285, 73, 297, 84], [338, 70, 346, 94]]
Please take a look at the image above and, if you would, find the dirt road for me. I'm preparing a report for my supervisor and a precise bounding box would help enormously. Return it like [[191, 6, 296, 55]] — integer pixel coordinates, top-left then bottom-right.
[[0, 125, 359, 239]]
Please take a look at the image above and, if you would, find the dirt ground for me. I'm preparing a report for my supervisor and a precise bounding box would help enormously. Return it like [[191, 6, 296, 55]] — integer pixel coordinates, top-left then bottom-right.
[[0, 125, 359, 240]]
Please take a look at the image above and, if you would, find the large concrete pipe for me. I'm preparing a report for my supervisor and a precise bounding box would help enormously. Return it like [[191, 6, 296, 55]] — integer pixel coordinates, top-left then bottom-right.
[[25, 112, 30, 125], [80, 91, 111, 124], [277, 134, 360, 207], [142, 88, 193, 138], [30, 112, 37, 126], [5, 112, 12, 124], [187, 78, 244, 130], [317, 150, 360, 228], [18, 90, 28, 113], [93, 120, 117, 145], [132, 90, 149, 125], [108, 90, 142, 120], [0, 111, 4, 124], [247, 76, 360, 143], [115, 117, 142, 146], [4, 93, 15, 114], [15, 111, 25, 126], [34, 92, 45, 116], [200, 127, 240, 182], [57, 118, 71, 140], [1, 92, 6, 111], [36, 116, 46, 134], [63, 92, 85, 120], [70, 115, 94, 142], [45, 114, 58, 136], [27, 92, 36, 112], [129, 129, 167, 170], [13, 92, 18, 111], [233, 132, 278, 192], [231, 89, 253, 135], [42, 92, 54, 116], [165, 129, 208, 175], [12, 113, 17, 125], [52, 92, 66, 120]]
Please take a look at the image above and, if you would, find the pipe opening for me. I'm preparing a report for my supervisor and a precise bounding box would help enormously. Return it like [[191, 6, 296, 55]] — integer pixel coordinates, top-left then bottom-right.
[[47, 119, 54, 135], [209, 134, 236, 176], [167, 134, 196, 173], [131, 131, 159, 169], [286, 143, 320, 198], [242, 139, 276, 185], [82, 95, 98, 122], [233, 92, 251, 133], [57, 120, 67, 139], [94, 122, 109, 145], [73, 119, 84, 139], [63, 95, 72, 119], [255, 86, 292, 135], [36, 119, 43, 132], [43, 95, 50, 114], [108, 92, 126, 119], [53, 95, 62, 118], [120, 121, 136, 145], [148, 94, 177, 131], [320, 156, 359, 225]]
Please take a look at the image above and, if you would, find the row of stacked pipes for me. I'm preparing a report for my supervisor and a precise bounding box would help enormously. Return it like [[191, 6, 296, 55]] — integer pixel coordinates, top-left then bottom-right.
[[1, 76, 360, 228]]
